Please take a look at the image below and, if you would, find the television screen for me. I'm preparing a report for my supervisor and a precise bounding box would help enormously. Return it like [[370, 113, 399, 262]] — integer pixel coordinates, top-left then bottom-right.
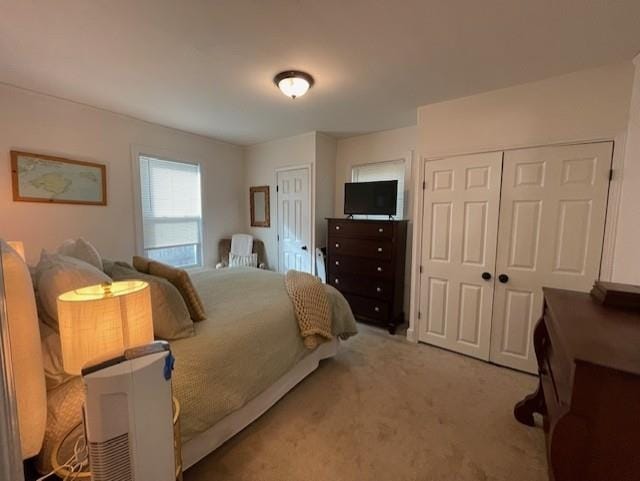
[[344, 180, 398, 216]]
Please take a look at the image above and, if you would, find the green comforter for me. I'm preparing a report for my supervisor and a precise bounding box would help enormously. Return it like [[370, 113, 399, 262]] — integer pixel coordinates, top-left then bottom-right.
[[169, 267, 357, 443]]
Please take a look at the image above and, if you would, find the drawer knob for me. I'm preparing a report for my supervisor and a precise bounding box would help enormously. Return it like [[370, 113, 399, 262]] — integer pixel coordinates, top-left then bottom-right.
[[374, 306, 380, 312], [334, 278, 340, 284], [335, 243, 340, 248], [378, 228, 384, 233], [377, 266, 382, 272], [377, 247, 383, 252], [335, 225, 341, 230], [335, 260, 340, 266], [376, 287, 382, 293]]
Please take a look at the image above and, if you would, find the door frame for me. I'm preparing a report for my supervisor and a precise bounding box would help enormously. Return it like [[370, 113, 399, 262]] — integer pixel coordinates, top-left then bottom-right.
[[408, 136, 624, 343], [274, 163, 314, 274]]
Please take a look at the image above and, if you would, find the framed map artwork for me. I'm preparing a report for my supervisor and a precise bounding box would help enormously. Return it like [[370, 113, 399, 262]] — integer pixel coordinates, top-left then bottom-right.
[[10, 151, 107, 206]]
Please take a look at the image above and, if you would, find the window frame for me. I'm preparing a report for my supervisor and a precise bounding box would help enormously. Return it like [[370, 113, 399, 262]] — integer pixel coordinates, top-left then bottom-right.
[[350, 158, 407, 220], [131, 146, 206, 270]]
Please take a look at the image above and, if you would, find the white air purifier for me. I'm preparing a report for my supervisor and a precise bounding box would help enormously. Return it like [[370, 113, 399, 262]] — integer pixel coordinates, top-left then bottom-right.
[[81, 341, 176, 481]]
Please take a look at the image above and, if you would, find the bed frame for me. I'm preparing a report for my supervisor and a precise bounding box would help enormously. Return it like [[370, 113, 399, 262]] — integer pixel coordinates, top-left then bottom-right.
[[182, 338, 339, 469]]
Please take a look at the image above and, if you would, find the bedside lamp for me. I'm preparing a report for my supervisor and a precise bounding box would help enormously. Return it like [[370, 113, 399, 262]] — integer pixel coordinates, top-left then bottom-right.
[[7, 241, 25, 262], [57, 281, 154, 375]]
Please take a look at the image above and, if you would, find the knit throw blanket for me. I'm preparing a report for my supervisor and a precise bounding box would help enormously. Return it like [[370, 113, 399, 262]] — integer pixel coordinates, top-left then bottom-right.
[[285, 270, 333, 349]]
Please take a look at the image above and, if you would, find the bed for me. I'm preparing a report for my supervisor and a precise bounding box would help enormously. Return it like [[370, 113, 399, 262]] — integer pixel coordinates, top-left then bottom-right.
[[0, 238, 358, 476], [172, 267, 358, 468]]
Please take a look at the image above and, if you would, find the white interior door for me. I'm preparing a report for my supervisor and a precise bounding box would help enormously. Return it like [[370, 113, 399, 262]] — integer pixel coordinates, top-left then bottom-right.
[[418, 152, 502, 360], [490, 142, 613, 373], [277, 167, 312, 273]]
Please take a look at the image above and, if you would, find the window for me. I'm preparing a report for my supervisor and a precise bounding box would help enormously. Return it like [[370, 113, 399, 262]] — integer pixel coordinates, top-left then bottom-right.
[[351, 159, 406, 219], [138, 155, 203, 268]]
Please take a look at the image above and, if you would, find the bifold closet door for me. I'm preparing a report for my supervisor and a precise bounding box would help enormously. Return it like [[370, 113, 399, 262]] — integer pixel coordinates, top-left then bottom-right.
[[418, 152, 502, 360], [489, 142, 613, 373]]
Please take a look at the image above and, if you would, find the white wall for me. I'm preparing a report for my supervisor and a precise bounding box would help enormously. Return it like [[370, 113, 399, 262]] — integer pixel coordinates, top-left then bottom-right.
[[411, 62, 635, 340], [418, 62, 633, 158], [0, 84, 245, 266], [614, 54, 640, 284], [334, 126, 417, 315], [244, 132, 317, 269], [314, 133, 337, 251]]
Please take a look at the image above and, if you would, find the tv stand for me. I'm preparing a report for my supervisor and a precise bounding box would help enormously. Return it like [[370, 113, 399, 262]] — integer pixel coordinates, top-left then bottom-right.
[[326, 218, 408, 334]]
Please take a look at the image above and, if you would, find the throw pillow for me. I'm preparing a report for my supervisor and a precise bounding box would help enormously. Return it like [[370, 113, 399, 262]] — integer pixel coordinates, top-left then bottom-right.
[[57, 238, 103, 271], [110, 264, 195, 340], [229, 252, 258, 268], [147, 260, 207, 321], [132, 255, 152, 274], [34, 251, 112, 330]]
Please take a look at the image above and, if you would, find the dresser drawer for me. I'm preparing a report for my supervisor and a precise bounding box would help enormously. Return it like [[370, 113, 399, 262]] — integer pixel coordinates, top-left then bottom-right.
[[328, 238, 392, 260], [343, 294, 390, 322], [329, 273, 393, 301], [329, 256, 393, 279], [329, 220, 394, 239]]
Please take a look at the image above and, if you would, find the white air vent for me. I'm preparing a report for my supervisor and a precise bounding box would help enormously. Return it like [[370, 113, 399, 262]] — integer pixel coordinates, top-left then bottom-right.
[[89, 433, 132, 481]]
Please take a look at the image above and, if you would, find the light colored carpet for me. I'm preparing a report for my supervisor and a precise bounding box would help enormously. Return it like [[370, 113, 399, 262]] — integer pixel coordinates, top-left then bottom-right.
[[184, 325, 547, 481]]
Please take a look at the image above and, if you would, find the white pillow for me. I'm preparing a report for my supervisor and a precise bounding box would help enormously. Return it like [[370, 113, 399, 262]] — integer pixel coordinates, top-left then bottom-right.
[[229, 252, 258, 268], [39, 321, 74, 391], [34, 251, 111, 330], [0, 240, 47, 459], [57, 237, 103, 271]]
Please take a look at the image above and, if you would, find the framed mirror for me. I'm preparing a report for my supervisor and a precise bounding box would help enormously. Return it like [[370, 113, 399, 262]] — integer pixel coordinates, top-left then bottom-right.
[[250, 186, 270, 227]]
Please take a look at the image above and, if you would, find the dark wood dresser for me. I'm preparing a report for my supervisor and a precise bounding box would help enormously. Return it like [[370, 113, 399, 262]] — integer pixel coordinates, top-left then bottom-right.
[[326, 218, 408, 333], [514, 287, 640, 481]]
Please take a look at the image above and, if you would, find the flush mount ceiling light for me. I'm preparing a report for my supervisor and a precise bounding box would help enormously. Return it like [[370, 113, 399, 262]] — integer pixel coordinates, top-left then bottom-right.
[[274, 70, 314, 99]]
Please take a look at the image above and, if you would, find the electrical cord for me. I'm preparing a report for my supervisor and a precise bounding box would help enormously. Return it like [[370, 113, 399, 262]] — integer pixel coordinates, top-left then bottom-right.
[[35, 433, 89, 481]]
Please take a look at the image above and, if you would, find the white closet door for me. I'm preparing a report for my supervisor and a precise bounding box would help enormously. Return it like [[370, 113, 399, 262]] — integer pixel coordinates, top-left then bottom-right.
[[418, 152, 502, 359], [490, 142, 613, 373]]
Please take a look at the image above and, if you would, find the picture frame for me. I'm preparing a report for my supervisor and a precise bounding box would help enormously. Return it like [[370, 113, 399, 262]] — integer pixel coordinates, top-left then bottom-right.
[[250, 185, 270, 227], [10, 151, 107, 206]]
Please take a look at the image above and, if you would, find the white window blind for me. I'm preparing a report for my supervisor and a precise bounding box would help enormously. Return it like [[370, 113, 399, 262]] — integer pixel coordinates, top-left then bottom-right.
[[138, 155, 203, 268], [351, 160, 405, 219]]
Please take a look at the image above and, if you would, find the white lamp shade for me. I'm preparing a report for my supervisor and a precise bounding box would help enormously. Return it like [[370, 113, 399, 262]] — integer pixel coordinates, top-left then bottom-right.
[[57, 281, 154, 375], [7, 241, 25, 262]]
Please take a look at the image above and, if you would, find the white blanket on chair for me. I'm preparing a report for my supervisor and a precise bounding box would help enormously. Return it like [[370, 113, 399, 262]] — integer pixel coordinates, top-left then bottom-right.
[[231, 234, 253, 256]]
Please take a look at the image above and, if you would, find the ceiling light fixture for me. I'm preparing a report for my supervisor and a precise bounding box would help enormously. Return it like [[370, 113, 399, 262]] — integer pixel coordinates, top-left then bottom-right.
[[274, 70, 314, 99]]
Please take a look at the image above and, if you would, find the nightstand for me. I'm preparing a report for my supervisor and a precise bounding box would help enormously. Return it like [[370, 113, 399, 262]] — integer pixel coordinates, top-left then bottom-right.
[[51, 397, 183, 480]]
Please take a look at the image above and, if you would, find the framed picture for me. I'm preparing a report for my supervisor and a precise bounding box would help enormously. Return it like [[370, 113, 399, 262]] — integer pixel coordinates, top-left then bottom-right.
[[10, 151, 107, 206]]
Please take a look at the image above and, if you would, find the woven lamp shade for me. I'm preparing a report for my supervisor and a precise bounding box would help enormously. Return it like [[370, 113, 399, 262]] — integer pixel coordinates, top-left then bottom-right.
[[57, 281, 153, 375]]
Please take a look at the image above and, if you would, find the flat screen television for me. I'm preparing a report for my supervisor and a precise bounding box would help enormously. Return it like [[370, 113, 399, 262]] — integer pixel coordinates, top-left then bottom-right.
[[344, 180, 398, 216]]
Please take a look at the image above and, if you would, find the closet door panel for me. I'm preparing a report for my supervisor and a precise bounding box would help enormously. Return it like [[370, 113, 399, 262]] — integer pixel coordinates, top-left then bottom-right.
[[418, 152, 502, 360], [490, 142, 613, 373]]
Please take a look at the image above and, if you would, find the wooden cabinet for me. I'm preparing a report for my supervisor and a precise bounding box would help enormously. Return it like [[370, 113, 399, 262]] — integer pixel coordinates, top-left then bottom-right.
[[327, 218, 407, 333], [514, 288, 640, 481]]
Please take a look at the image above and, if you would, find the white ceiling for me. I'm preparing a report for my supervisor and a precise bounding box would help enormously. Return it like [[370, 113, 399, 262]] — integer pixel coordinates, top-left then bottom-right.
[[1, 0, 639, 145]]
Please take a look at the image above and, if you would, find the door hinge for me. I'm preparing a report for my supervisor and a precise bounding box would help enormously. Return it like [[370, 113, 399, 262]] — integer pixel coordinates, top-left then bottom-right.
[[609, 168, 614, 181], [276, 185, 279, 192], [419, 265, 423, 274], [277, 234, 279, 242], [418, 311, 421, 320], [422, 180, 426, 190]]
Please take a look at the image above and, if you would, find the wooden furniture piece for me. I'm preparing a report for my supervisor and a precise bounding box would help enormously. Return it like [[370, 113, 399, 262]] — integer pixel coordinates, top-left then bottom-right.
[[52, 397, 183, 480], [514, 287, 640, 481], [327, 218, 407, 334]]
